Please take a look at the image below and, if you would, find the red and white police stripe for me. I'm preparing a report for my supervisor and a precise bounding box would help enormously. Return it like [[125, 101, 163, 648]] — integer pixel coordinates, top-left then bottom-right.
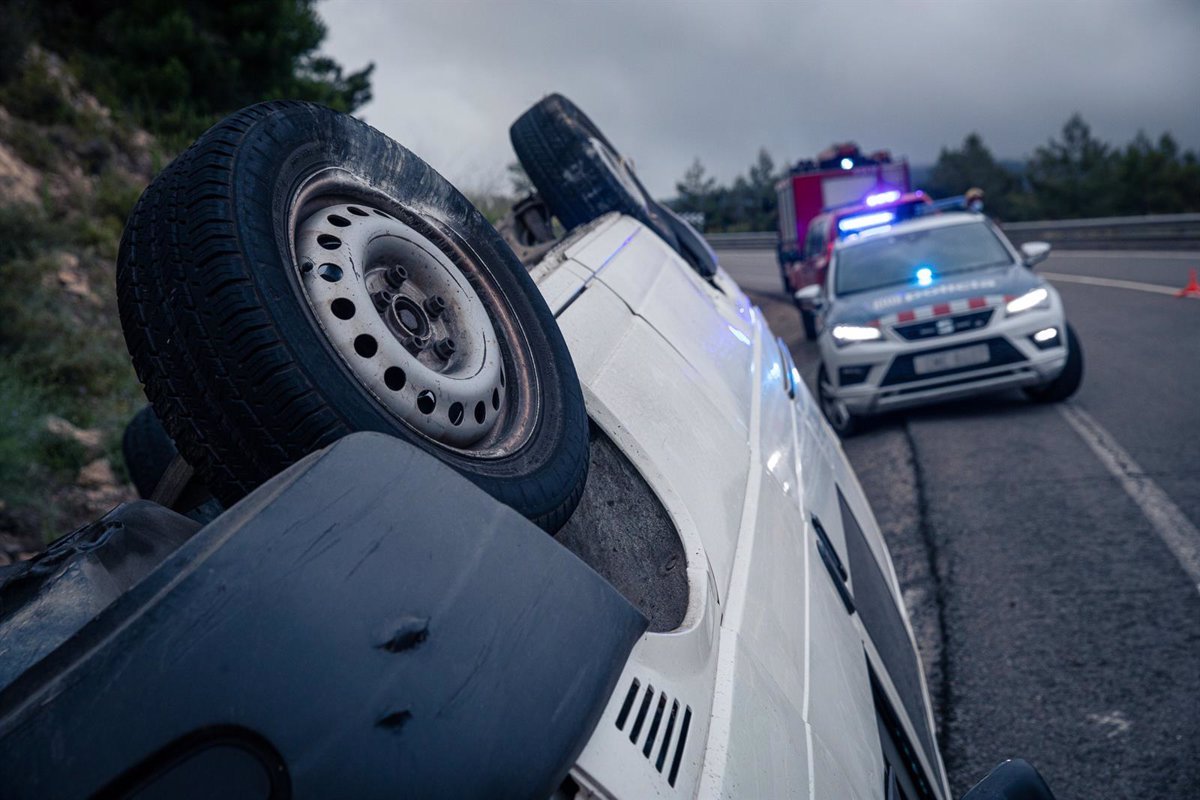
[[877, 294, 1012, 326]]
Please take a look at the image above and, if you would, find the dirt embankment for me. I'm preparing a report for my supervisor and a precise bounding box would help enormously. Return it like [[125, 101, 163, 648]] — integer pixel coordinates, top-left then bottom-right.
[[0, 47, 163, 562]]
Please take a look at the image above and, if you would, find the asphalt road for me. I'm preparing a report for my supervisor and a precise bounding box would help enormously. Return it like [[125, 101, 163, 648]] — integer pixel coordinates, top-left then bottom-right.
[[720, 248, 1200, 799]]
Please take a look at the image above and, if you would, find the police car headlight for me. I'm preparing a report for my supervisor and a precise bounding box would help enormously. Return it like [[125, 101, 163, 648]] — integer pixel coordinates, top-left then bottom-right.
[[831, 324, 882, 345], [1005, 287, 1050, 316]]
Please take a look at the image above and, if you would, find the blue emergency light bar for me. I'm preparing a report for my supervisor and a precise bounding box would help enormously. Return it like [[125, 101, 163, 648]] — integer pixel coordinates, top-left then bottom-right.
[[865, 190, 901, 207], [838, 210, 895, 233]]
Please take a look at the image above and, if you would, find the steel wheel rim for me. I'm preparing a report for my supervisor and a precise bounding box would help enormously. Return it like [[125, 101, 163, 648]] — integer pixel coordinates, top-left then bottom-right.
[[288, 170, 536, 455]]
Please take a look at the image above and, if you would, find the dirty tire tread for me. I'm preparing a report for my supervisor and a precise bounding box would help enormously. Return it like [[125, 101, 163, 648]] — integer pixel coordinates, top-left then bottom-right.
[[510, 93, 678, 249], [117, 101, 588, 531], [121, 405, 179, 499]]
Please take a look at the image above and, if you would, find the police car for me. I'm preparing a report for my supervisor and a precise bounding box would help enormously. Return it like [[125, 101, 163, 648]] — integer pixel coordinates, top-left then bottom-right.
[[797, 212, 1083, 436]]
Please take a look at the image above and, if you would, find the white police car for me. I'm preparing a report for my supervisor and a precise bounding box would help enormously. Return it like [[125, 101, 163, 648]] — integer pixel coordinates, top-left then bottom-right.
[[798, 212, 1083, 436]]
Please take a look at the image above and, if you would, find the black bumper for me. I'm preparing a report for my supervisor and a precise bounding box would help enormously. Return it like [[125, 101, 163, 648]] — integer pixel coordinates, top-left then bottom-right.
[[0, 432, 646, 799]]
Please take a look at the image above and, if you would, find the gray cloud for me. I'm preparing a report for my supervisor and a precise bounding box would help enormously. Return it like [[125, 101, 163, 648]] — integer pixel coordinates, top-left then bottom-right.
[[320, 0, 1200, 197]]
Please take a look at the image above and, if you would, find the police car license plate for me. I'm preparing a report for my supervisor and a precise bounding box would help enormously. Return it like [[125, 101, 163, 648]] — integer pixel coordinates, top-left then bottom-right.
[[913, 343, 990, 375]]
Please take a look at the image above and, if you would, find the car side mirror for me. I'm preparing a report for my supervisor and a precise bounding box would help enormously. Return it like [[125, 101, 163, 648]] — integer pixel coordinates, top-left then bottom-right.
[[794, 284, 822, 306], [959, 759, 1056, 800], [1020, 241, 1051, 268]]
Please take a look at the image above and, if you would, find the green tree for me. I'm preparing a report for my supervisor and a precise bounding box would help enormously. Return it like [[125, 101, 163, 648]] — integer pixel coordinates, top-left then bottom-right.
[[674, 157, 716, 212], [1025, 114, 1117, 219], [926, 133, 1021, 219], [1112, 132, 1200, 214], [745, 148, 777, 231], [22, 0, 373, 144], [671, 151, 779, 232]]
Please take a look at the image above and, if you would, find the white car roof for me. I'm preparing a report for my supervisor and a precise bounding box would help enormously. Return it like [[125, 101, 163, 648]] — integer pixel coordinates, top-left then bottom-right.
[[836, 211, 990, 250]]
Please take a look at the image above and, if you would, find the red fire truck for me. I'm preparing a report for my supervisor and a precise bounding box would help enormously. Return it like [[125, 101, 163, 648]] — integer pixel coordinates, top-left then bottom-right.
[[776, 143, 915, 338]]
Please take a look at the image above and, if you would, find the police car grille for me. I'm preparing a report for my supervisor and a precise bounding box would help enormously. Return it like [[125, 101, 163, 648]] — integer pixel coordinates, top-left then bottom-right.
[[881, 337, 1025, 386], [894, 308, 993, 341]]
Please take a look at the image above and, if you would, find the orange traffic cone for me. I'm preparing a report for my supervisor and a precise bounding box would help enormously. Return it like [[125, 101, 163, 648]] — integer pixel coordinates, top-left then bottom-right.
[[1177, 268, 1200, 299]]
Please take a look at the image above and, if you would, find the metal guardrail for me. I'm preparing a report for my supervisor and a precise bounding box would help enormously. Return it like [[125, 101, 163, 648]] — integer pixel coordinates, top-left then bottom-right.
[[1001, 213, 1200, 250], [706, 213, 1200, 251], [705, 232, 777, 249]]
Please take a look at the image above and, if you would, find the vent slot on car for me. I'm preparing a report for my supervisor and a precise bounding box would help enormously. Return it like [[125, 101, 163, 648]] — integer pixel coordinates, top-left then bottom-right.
[[614, 677, 693, 787]]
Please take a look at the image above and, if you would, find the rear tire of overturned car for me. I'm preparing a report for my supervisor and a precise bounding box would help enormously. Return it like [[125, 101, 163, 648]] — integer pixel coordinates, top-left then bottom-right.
[[122, 405, 179, 499], [1023, 323, 1084, 403], [510, 93, 679, 250], [117, 101, 589, 532]]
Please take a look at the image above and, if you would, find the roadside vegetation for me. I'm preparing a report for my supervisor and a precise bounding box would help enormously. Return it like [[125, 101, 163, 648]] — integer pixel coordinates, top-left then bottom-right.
[[0, 0, 372, 556], [671, 115, 1200, 231]]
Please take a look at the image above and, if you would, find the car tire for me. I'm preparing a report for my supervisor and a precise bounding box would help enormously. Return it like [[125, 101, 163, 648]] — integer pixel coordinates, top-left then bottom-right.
[[800, 307, 819, 341], [1023, 323, 1083, 403], [818, 364, 859, 437], [778, 259, 792, 297], [510, 93, 679, 250], [121, 405, 178, 499], [117, 101, 589, 532]]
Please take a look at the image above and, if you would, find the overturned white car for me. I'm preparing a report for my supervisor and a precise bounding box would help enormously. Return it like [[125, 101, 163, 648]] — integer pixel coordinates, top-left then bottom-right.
[[0, 96, 1054, 799]]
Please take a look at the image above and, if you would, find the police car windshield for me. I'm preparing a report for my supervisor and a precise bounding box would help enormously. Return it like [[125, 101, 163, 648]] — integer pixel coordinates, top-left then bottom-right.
[[834, 222, 1012, 296]]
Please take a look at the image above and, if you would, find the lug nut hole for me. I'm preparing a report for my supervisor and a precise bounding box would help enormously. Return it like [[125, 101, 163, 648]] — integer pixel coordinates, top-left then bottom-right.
[[417, 390, 436, 414], [384, 366, 406, 391], [354, 334, 378, 358]]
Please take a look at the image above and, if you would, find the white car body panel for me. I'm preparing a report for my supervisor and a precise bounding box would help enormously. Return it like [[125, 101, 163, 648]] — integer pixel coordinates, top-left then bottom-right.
[[532, 215, 949, 799]]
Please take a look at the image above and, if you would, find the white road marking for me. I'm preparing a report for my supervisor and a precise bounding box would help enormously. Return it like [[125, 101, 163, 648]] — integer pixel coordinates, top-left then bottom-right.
[[1059, 404, 1200, 594], [1050, 250, 1199, 260], [1041, 271, 1185, 297], [1086, 710, 1131, 738], [806, 726, 815, 800]]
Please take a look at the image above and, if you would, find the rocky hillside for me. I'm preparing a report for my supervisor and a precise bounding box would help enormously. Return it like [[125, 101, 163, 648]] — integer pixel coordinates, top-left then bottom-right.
[[0, 47, 164, 563]]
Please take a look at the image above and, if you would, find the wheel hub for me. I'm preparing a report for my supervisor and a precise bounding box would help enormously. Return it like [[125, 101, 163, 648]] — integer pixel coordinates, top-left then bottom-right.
[[295, 202, 506, 447]]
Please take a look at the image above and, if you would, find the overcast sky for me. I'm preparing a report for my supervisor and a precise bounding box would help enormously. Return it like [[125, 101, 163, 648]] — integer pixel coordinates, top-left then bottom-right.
[[320, 0, 1200, 198]]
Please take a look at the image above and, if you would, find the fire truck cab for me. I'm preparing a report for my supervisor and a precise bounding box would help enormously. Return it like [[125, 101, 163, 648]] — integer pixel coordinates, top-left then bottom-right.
[[776, 143, 917, 339]]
